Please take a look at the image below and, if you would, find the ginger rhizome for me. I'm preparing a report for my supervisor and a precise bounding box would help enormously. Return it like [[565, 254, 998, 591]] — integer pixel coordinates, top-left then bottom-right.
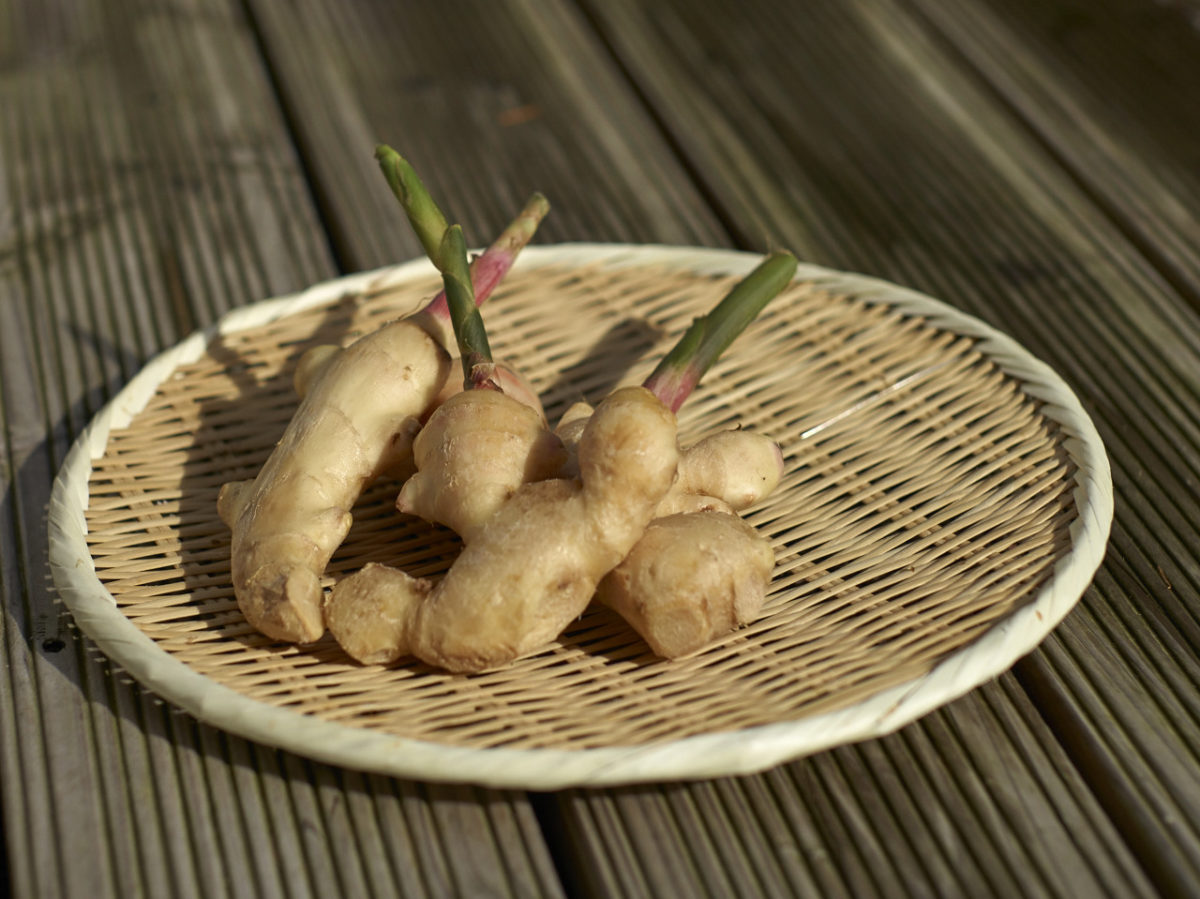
[[555, 405, 784, 514], [223, 137, 796, 664], [403, 251, 796, 544], [218, 319, 451, 643], [397, 389, 566, 541], [218, 147, 548, 643], [596, 502, 776, 659], [377, 156, 568, 540], [326, 386, 679, 670], [328, 251, 796, 667], [554, 251, 798, 657]]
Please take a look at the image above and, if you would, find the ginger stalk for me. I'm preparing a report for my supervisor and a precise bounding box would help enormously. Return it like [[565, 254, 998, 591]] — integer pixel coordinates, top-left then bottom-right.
[[433, 222, 499, 390], [327, 386, 679, 670], [588, 251, 797, 657], [218, 150, 547, 643], [391, 187, 566, 540], [642, 250, 798, 411], [556, 250, 796, 504], [293, 163, 550, 399]]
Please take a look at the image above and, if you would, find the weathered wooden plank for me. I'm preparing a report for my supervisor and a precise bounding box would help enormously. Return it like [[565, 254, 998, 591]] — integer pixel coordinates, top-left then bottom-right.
[[0, 1, 563, 897], [4, 0, 1190, 892], [576, 0, 1200, 891], [904, 0, 1200, 301], [242, 0, 731, 272], [549, 680, 1151, 898], [1020, 580, 1200, 886]]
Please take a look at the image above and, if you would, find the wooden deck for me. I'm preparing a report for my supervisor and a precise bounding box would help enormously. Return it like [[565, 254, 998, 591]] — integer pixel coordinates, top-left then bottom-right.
[[2, 0, 1198, 895]]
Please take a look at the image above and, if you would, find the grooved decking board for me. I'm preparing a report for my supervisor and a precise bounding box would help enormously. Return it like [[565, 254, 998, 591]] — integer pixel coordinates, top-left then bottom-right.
[[0, 1, 561, 897], [903, 0, 1200, 302], [6, 0, 1198, 896], [576, 0, 1200, 891], [547, 679, 1147, 898], [242, 0, 731, 270]]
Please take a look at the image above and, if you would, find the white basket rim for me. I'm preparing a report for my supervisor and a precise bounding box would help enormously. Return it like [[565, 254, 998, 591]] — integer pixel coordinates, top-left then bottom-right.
[[47, 243, 1113, 788]]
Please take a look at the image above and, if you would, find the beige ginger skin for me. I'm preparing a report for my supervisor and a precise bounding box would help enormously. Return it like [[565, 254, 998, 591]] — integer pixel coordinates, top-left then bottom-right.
[[557, 403, 781, 656], [595, 496, 775, 658], [326, 386, 679, 672], [555, 400, 784, 514], [389, 388, 782, 547], [217, 314, 452, 643], [396, 388, 567, 542], [294, 348, 548, 487], [380, 392, 782, 661]]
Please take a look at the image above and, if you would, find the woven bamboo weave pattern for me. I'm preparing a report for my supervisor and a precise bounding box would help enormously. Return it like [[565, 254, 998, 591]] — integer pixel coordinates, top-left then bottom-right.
[[84, 261, 1077, 750]]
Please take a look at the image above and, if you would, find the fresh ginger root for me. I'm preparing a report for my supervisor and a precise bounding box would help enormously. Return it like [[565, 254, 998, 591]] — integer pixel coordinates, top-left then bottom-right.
[[546, 251, 797, 658], [588, 427, 782, 658], [671, 430, 784, 511], [357, 252, 794, 664], [218, 148, 549, 643], [218, 316, 453, 642], [561, 410, 783, 657], [555, 401, 784, 514], [395, 358, 562, 541], [326, 386, 679, 671], [294, 350, 548, 487], [328, 188, 680, 670], [595, 502, 775, 658], [398, 391, 779, 544], [396, 388, 566, 541]]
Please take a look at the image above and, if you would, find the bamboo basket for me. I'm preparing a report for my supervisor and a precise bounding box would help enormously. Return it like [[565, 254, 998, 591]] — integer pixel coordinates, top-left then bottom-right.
[[48, 245, 1112, 788]]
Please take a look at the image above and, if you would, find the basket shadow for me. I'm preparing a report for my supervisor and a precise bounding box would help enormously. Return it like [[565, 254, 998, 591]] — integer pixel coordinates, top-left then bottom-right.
[[539, 317, 663, 419]]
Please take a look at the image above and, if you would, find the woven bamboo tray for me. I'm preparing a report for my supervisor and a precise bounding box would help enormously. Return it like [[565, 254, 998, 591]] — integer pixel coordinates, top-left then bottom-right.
[[48, 244, 1112, 788]]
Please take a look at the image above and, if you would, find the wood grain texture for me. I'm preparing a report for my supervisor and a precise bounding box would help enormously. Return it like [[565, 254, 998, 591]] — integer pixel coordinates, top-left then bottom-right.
[[575, 0, 1200, 892], [242, 0, 731, 270], [0, 1, 561, 897], [5, 0, 1200, 895], [545, 680, 1152, 898], [903, 0, 1200, 302]]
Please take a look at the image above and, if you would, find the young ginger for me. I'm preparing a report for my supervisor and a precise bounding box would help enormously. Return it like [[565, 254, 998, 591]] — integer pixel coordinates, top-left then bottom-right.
[[355, 252, 794, 664], [326, 386, 679, 671], [560, 410, 783, 657], [218, 152, 548, 643], [325, 158, 673, 673], [555, 402, 784, 515], [396, 388, 566, 542], [293, 351, 547, 486], [218, 318, 452, 642], [595, 499, 775, 658], [398, 391, 780, 545], [391, 246, 794, 549], [545, 250, 797, 658]]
